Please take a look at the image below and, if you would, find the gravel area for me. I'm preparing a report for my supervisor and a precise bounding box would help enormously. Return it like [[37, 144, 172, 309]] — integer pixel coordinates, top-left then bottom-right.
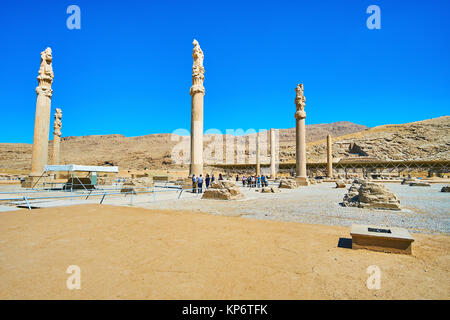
[[138, 182, 450, 235], [1, 182, 448, 235]]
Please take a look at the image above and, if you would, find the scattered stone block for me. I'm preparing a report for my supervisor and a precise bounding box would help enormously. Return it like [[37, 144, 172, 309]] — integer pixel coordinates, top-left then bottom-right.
[[409, 181, 431, 187], [342, 181, 401, 210], [120, 177, 154, 194], [202, 180, 243, 200], [351, 224, 414, 254], [335, 180, 346, 188], [260, 186, 280, 193], [401, 178, 417, 185], [279, 179, 297, 189]]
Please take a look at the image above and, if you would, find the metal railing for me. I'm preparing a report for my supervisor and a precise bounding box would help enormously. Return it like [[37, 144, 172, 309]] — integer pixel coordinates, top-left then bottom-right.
[[0, 185, 186, 210]]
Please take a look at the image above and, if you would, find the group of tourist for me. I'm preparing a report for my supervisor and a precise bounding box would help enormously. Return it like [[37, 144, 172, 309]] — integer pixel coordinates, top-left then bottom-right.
[[191, 173, 270, 193], [237, 175, 269, 188], [191, 173, 225, 193]]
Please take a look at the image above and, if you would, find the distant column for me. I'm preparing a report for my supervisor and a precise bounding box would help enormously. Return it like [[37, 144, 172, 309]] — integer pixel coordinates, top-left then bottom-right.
[[326, 134, 333, 178], [52, 108, 62, 165], [189, 39, 205, 177], [25, 48, 54, 187], [294, 83, 309, 186], [256, 132, 260, 176], [270, 128, 276, 178]]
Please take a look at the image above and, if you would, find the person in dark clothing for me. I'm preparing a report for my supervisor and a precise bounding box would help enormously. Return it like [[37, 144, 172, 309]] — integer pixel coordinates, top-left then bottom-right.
[[218, 173, 223, 180], [211, 174, 215, 182], [192, 175, 197, 193], [205, 174, 210, 189]]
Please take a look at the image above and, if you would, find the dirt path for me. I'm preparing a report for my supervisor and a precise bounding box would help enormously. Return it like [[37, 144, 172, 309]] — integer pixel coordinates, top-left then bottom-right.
[[0, 204, 448, 299]]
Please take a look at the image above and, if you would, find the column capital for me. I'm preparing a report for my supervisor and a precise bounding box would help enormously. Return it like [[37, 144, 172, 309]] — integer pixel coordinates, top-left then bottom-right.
[[190, 84, 205, 95], [36, 86, 53, 97]]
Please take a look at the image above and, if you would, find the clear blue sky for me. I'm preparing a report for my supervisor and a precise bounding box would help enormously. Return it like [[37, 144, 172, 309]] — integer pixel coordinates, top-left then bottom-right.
[[1, 0, 449, 143]]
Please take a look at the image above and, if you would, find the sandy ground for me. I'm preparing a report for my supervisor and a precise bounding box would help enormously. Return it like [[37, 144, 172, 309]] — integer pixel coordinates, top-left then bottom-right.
[[0, 204, 449, 299]]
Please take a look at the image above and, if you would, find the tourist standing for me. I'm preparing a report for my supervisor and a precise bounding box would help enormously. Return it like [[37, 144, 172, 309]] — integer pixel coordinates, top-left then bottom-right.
[[198, 174, 204, 193], [211, 174, 215, 183], [205, 174, 210, 189], [218, 173, 223, 181], [257, 175, 261, 188], [192, 175, 197, 193], [242, 175, 246, 186]]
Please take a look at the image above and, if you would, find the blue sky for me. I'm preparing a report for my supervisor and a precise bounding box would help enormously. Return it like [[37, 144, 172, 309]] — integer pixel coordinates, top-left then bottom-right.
[[0, 0, 449, 143]]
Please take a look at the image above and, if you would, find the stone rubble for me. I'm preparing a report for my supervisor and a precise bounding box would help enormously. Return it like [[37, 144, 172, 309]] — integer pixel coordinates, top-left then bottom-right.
[[342, 181, 401, 210], [202, 180, 244, 200]]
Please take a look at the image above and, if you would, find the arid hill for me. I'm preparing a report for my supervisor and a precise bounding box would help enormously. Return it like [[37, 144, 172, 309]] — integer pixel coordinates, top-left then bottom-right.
[[298, 116, 450, 163], [0, 117, 448, 172], [0, 121, 367, 171]]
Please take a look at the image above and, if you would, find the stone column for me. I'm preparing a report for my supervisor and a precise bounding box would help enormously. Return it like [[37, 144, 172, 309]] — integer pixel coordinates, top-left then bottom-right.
[[256, 132, 260, 176], [52, 108, 62, 165], [23, 48, 54, 187], [294, 83, 309, 186], [270, 128, 276, 178], [189, 39, 205, 177], [326, 134, 333, 178]]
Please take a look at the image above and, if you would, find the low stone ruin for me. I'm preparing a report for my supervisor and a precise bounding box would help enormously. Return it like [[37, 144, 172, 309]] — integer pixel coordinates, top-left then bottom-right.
[[342, 181, 401, 210], [64, 177, 95, 190], [441, 186, 450, 192], [409, 181, 431, 187], [260, 186, 280, 193], [335, 180, 346, 188], [279, 179, 297, 189], [120, 177, 154, 194], [308, 178, 320, 185], [97, 176, 115, 185], [202, 180, 244, 200], [401, 178, 417, 185]]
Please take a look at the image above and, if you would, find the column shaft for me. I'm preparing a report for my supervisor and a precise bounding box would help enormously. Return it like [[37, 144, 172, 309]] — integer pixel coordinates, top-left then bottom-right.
[[256, 132, 260, 176], [326, 134, 333, 178], [190, 92, 204, 176], [270, 128, 276, 177]]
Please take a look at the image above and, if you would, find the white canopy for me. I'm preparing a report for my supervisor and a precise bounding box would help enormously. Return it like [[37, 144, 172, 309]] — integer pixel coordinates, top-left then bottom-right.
[[44, 164, 119, 173]]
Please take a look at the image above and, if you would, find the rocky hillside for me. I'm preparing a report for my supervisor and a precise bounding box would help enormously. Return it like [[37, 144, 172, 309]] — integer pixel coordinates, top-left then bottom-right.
[[297, 116, 449, 163], [1, 117, 448, 171], [0, 121, 368, 171]]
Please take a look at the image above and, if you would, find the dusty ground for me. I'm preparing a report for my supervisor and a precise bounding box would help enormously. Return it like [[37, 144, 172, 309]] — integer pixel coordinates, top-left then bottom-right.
[[0, 204, 448, 299]]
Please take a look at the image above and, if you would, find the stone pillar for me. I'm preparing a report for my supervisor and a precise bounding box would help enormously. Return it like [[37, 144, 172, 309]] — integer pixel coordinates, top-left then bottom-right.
[[23, 48, 54, 188], [189, 39, 205, 177], [52, 108, 62, 165], [256, 132, 260, 176], [294, 83, 309, 186], [326, 134, 333, 178], [270, 128, 276, 178]]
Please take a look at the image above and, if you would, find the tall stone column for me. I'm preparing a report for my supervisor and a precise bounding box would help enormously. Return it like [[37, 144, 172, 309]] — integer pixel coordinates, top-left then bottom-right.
[[189, 39, 205, 177], [326, 134, 333, 178], [294, 83, 309, 186], [23, 48, 54, 187], [52, 108, 62, 165], [256, 132, 260, 176], [270, 128, 276, 178]]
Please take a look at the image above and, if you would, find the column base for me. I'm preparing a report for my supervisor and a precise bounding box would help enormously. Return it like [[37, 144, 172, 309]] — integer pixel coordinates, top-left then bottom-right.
[[294, 177, 310, 186], [21, 176, 42, 188]]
